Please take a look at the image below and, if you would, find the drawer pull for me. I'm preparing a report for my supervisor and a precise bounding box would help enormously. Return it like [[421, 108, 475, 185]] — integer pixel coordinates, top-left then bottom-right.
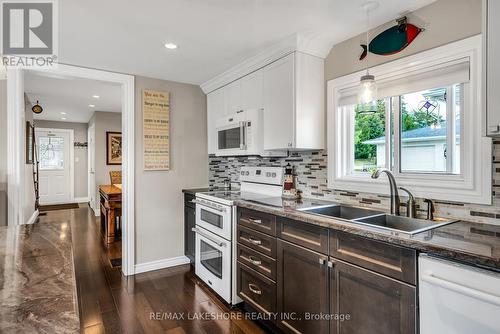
[[249, 218, 262, 224], [248, 283, 262, 295], [248, 237, 262, 245], [248, 255, 262, 266]]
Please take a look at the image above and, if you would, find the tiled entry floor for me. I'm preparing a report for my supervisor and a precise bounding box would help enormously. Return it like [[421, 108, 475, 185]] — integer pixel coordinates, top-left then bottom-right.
[[38, 207, 267, 334]]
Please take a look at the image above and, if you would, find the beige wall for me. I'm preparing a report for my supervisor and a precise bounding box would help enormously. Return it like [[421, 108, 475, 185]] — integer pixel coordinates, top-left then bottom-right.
[[89, 111, 121, 208], [325, 0, 482, 80], [134, 76, 208, 264], [0, 80, 6, 226], [35, 120, 88, 199]]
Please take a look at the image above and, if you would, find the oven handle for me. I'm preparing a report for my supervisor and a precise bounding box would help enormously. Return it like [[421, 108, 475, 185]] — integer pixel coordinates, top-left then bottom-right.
[[192, 227, 226, 247], [191, 199, 226, 213]]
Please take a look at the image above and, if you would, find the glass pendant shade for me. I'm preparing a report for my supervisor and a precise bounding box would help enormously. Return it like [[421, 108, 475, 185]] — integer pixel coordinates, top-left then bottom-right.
[[358, 74, 378, 104]]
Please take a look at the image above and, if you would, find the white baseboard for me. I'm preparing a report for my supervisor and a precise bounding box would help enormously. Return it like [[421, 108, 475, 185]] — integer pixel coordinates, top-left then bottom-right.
[[25, 210, 39, 225], [74, 197, 89, 203], [134, 255, 190, 274]]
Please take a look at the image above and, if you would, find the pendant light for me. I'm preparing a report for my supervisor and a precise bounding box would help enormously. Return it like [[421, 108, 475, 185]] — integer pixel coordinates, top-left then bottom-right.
[[358, 2, 379, 105]]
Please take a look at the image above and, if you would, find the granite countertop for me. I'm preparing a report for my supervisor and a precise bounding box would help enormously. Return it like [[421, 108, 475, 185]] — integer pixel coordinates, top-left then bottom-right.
[[235, 198, 500, 271], [182, 188, 211, 195], [0, 221, 80, 333]]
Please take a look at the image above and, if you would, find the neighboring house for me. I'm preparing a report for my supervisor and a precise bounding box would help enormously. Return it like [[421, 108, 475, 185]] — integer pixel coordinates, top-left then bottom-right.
[[363, 122, 460, 172]]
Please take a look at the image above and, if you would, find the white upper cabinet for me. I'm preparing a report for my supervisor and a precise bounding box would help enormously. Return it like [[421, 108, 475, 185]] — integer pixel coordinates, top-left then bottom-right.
[[206, 51, 324, 155], [485, 0, 500, 136], [225, 81, 242, 114], [207, 88, 225, 154], [263, 54, 295, 150], [241, 69, 264, 110], [263, 52, 325, 150]]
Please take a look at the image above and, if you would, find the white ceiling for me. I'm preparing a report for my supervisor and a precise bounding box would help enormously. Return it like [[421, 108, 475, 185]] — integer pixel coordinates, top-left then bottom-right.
[[59, 0, 435, 85], [25, 71, 121, 123]]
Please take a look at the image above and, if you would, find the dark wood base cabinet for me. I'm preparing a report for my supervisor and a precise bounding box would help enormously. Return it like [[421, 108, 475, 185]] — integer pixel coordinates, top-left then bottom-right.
[[330, 259, 416, 334], [277, 239, 330, 334], [184, 193, 196, 263], [236, 209, 417, 334]]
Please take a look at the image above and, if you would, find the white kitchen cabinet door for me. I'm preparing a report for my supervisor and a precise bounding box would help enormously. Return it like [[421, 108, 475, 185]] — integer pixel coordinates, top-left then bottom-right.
[[486, 0, 500, 136], [225, 81, 242, 115], [241, 69, 264, 110], [263, 53, 295, 150], [207, 88, 225, 154]]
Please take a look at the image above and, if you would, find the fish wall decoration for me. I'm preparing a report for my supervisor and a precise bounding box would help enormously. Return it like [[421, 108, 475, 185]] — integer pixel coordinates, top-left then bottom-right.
[[360, 17, 423, 60]]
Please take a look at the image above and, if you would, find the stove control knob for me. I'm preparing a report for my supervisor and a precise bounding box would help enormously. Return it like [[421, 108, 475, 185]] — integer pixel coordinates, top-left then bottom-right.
[[245, 171, 250, 176], [272, 173, 277, 177], [240, 171, 244, 175], [266, 172, 271, 177]]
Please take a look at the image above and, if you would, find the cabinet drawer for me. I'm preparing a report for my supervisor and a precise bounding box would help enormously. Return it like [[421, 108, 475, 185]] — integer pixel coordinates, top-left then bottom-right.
[[277, 217, 329, 254], [237, 243, 276, 281], [239, 208, 277, 236], [238, 225, 277, 258], [330, 231, 416, 285], [238, 262, 277, 315]]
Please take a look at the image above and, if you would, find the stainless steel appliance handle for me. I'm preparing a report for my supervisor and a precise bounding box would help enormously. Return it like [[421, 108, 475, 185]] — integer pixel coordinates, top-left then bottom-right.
[[192, 227, 225, 247], [239, 121, 247, 150], [191, 199, 226, 212]]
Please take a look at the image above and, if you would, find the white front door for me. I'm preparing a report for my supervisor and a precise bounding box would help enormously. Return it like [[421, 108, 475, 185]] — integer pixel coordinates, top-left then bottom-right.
[[35, 128, 73, 205]]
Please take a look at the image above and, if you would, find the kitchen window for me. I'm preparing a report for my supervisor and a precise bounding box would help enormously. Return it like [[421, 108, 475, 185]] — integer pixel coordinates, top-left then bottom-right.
[[328, 36, 491, 204], [351, 85, 462, 175]]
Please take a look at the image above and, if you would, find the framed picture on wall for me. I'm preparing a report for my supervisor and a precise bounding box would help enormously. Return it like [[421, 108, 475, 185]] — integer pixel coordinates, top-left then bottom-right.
[[26, 121, 34, 164], [106, 132, 122, 165]]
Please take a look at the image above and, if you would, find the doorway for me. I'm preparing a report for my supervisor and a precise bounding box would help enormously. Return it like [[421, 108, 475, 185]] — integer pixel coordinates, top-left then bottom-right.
[[35, 128, 74, 205], [6, 65, 135, 276]]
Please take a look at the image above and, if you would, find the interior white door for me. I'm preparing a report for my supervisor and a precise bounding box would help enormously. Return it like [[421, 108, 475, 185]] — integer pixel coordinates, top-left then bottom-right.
[[87, 123, 97, 213], [35, 128, 73, 205]]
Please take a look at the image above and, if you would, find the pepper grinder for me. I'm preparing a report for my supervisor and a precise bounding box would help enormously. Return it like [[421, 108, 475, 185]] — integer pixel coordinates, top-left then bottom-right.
[[282, 164, 298, 199]]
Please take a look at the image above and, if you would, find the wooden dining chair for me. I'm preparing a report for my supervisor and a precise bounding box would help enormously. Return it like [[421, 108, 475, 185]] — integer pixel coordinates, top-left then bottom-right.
[[109, 171, 122, 185]]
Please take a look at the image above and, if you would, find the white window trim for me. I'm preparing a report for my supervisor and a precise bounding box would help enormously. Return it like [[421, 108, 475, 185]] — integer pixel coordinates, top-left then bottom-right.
[[327, 35, 492, 205]]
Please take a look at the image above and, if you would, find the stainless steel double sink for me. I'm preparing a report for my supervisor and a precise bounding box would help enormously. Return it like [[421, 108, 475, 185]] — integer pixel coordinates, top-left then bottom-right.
[[298, 204, 456, 235]]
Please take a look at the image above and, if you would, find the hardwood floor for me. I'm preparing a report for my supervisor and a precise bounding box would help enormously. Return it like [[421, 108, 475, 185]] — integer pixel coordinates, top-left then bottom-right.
[[38, 206, 268, 334]]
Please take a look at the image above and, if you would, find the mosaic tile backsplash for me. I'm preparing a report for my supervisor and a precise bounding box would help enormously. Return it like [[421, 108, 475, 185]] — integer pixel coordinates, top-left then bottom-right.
[[209, 140, 500, 226]]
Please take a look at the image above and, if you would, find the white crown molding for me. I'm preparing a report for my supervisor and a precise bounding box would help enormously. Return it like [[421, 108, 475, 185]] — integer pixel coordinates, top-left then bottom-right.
[[200, 32, 334, 94], [134, 255, 190, 274]]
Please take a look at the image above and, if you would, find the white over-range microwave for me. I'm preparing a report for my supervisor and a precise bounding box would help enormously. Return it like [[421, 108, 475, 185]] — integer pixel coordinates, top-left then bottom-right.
[[215, 108, 263, 156]]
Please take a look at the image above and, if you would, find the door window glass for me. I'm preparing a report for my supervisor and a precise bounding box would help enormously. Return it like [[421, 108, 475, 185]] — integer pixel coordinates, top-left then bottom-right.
[[200, 209, 223, 228], [39, 136, 64, 170], [218, 127, 241, 150], [200, 240, 223, 279]]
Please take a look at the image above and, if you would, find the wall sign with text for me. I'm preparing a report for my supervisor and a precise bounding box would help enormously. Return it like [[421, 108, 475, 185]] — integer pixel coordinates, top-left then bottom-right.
[[143, 89, 170, 170]]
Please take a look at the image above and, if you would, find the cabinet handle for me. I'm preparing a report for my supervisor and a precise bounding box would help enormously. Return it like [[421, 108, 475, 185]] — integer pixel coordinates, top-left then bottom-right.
[[248, 255, 262, 266], [248, 283, 262, 295], [319, 258, 325, 265], [328, 261, 334, 268], [248, 218, 262, 224], [248, 237, 262, 245]]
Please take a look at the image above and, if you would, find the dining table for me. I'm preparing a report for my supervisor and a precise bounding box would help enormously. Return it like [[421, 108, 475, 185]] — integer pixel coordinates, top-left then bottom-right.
[[99, 184, 122, 245]]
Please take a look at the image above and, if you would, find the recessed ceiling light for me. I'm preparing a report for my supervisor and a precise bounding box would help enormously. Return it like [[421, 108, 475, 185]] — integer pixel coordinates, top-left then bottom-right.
[[60, 112, 67, 115], [92, 95, 100, 99], [164, 42, 178, 50], [89, 104, 95, 108], [61, 117, 67, 120]]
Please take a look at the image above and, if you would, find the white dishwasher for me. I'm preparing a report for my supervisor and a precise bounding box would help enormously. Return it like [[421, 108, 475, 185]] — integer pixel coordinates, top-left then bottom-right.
[[419, 254, 500, 334]]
